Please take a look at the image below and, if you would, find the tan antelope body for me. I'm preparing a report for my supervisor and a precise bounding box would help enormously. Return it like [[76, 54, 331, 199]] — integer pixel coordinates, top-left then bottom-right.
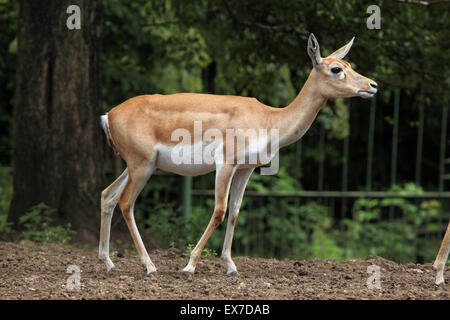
[[98, 34, 381, 276]]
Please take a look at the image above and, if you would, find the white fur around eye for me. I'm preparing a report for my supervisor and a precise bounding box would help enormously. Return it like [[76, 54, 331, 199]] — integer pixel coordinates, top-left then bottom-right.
[[328, 65, 345, 80]]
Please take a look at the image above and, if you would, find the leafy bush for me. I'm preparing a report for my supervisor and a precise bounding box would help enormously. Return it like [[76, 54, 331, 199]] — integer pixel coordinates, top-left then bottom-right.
[[142, 202, 185, 249], [0, 214, 13, 239], [185, 243, 217, 259], [0, 166, 12, 216], [343, 183, 444, 263], [0, 166, 13, 239], [19, 203, 76, 245]]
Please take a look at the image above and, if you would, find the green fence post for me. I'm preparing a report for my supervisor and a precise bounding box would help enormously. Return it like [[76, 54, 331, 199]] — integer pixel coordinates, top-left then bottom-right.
[[341, 100, 350, 226], [391, 89, 400, 187], [318, 123, 325, 192], [366, 96, 376, 191], [296, 141, 302, 179], [389, 89, 400, 257], [439, 105, 448, 192], [182, 176, 192, 223], [415, 104, 424, 185]]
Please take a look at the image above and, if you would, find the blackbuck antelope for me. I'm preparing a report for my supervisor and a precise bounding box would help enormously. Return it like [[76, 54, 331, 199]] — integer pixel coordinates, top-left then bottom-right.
[[99, 34, 379, 276]]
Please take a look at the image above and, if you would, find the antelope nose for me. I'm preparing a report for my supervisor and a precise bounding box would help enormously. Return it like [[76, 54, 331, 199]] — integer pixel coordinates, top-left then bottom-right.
[[370, 82, 378, 89]]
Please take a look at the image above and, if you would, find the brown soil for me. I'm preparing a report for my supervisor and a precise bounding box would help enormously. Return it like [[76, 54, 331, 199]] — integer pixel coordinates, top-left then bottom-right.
[[0, 241, 448, 300]]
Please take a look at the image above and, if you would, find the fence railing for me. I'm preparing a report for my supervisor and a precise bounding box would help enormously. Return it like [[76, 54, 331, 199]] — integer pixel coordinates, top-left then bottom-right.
[[169, 91, 449, 263], [183, 189, 448, 263]]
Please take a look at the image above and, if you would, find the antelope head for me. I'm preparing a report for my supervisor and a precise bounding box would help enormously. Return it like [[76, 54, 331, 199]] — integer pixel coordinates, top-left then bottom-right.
[[307, 33, 378, 99]]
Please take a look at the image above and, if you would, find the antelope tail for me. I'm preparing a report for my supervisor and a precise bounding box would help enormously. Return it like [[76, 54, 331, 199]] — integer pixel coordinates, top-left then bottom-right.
[[100, 113, 119, 155]]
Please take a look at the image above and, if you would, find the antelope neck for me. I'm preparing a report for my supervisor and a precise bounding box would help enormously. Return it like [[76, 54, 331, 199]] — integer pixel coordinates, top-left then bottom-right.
[[275, 70, 328, 148]]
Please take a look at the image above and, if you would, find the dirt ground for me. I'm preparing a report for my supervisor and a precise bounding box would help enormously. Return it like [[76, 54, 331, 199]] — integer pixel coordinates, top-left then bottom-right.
[[0, 241, 448, 300]]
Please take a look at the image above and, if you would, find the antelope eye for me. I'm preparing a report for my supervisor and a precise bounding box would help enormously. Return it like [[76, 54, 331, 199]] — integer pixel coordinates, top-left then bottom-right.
[[331, 67, 342, 74]]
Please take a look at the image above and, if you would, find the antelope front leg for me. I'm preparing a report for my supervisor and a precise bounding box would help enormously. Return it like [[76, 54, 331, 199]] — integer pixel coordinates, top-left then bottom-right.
[[221, 168, 254, 275], [183, 164, 238, 274], [433, 221, 450, 285]]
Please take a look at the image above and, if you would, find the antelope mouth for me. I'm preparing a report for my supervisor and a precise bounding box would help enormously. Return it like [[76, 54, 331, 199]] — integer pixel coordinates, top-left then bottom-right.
[[357, 90, 376, 98]]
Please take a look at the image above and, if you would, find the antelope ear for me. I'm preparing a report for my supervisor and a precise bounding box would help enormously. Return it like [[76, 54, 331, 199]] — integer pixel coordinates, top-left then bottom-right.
[[307, 33, 322, 67], [328, 37, 355, 60]]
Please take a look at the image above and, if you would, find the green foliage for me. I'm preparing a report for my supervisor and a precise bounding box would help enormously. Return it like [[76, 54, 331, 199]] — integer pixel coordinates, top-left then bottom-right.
[[185, 243, 218, 259], [139, 196, 344, 260], [142, 202, 185, 248], [0, 166, 12, 215], [0, 166, 13, 238], [318, 99, 350, 140], [19, 203, 76, 245], [248, 166, 299, 192], [343, 183, 444, 262], [137, 181, 444, 264], [0, 214, 12, 239]]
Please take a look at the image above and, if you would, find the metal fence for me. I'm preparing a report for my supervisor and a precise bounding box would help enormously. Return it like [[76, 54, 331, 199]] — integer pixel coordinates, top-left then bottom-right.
[[152, 90, 449, 263]]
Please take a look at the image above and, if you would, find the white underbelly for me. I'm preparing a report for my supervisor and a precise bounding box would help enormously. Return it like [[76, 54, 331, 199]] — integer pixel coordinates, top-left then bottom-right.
[[154, 138, 279, 176], [155, 142, 218, 176]]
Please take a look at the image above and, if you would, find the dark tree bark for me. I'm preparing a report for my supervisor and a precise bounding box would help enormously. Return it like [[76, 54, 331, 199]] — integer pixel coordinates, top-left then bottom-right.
[[8, 0, 104, 235]]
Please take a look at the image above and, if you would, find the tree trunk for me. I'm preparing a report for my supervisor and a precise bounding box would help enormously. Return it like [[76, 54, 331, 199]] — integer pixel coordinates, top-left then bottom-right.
[[9, 0, 104, 235]]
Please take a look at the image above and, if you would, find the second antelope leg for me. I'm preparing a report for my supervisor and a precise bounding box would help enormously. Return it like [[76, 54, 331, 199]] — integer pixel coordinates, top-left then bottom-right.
[[433, 221, 450, 285], [221, 168, 254, 275], [183, 164, 238, 274], [99, 168, 129, 271], [118, 159, 156, 275]]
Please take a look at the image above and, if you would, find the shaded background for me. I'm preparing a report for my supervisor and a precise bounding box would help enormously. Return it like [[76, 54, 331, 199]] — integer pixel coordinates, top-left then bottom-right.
[[0, 0, 449, 263]]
